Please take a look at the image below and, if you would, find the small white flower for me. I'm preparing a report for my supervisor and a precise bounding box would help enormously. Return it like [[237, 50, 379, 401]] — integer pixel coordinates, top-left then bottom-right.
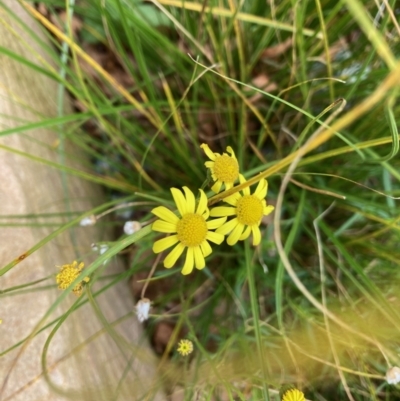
[[91, 243, 110, 265], [386, 366, 400, 384], [80, 215, 97, 226], [99, 244, 109, 255], [91, 243, 109, 254], [124, 221, 142, 235], [135, 298, 151, 322]]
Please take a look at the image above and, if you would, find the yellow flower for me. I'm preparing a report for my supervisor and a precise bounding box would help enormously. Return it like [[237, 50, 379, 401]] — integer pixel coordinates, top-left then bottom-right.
[[177, 339, 193, 356], [282, 388, 305, 401], [200, 143, 239, 193], [151, 187, 226, 275], [56, 261, 90, 296], [210, 174, 274, 246]]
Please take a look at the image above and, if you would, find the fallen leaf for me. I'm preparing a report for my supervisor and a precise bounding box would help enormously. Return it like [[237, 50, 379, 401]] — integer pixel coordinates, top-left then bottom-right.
[[261, 37, 292, 58]]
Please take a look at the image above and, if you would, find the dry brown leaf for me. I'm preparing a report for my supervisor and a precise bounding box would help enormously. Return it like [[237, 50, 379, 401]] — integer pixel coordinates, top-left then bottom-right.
[[261, 37, 292, 58], [247, 73, 278, 103], [37, 2, 48, 16]]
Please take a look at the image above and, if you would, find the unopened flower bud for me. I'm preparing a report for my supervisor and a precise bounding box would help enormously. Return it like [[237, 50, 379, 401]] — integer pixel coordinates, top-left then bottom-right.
[[135, 298, 151, 322], [124, 221, 141, 235], [80, 215, 96, 226], [386, 366, 400, 385]]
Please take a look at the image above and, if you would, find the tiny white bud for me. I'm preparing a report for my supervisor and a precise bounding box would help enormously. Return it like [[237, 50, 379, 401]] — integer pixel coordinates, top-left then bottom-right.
[[135, 298, 151, 323], [387, 366, 400, 385], [124, 221, 142, 235], [91, 243, 98, 251], [99, 244, 109, 255], [80, 215, 97, 226]]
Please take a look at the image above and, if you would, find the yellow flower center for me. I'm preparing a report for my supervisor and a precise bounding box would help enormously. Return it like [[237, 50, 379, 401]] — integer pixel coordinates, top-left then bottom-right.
[[177, 339, 193, 356], [176, 213, 208, 247], [213, 154, 239, 183], [236, 195, 263, 226]]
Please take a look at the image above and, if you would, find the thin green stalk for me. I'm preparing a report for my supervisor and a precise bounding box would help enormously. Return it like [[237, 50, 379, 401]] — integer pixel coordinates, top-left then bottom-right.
[[58, 0, 77, 252], [245, 240, 269, 401]]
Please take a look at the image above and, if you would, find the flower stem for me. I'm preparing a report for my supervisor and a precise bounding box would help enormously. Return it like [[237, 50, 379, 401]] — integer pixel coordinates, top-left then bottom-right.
[[245, 240, 270, 401]]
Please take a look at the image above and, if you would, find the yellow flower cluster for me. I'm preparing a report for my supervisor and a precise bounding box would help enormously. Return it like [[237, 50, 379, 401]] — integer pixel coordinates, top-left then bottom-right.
[[151, 144, 275, 275], [56, 261, 90, 296]]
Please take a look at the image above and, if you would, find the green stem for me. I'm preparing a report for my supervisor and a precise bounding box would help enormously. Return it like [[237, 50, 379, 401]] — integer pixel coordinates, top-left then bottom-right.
[[245, 241, 270, 401]]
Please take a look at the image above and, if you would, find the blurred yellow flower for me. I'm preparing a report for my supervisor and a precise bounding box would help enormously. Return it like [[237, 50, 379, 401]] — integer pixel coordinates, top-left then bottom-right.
[[151, 187, 226, 275], [56, 261, 90, 296], [210, 174, 274, 246], [200, 143, 239, 193], [177, 339, 193, 356], [282, 388, 305, 401]]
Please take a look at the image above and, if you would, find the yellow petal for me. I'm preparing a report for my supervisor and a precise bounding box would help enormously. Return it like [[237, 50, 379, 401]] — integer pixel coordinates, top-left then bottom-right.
[[164, 243, 185, 268], [205, 161, 214, 168], [251, 226, 261, 245], [171, 188, 187, 216], [153, 235, 179, 253], [264, 205, 275, 216], [200, 240, 212, 257], [255, 178, 267, 199], [210, 206, 235, 217], [181, 247, 194, 275], [151, 206, 179, 224], [223, 193, 240, 206], [152, 220, 177, 233], [282, 389, 305, 401], [183, 186, 195, 213], [239, 226, 251, 240], [202, 206, 210, 220], [239, 174, 250, 196], [206, 216, 227, 230], [206, 231, 225, 245], [216, 218, 238, 235], [226, 146, 235, 158], [200, 143, 216, 161], [211, 180, 222, 194], [196, 189, 208, 216], [193, 247, 205, 269], [227, 223, 244, 246]]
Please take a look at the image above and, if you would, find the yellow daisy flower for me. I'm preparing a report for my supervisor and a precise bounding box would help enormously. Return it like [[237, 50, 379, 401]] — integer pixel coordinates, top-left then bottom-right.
[[200, 143, 239, 193], [177, 339, 193, 356], [282, 388, 305, 401], [210, 174, 274, 246], [151, 187, 226, 275], [56, 261, 90, 296]]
